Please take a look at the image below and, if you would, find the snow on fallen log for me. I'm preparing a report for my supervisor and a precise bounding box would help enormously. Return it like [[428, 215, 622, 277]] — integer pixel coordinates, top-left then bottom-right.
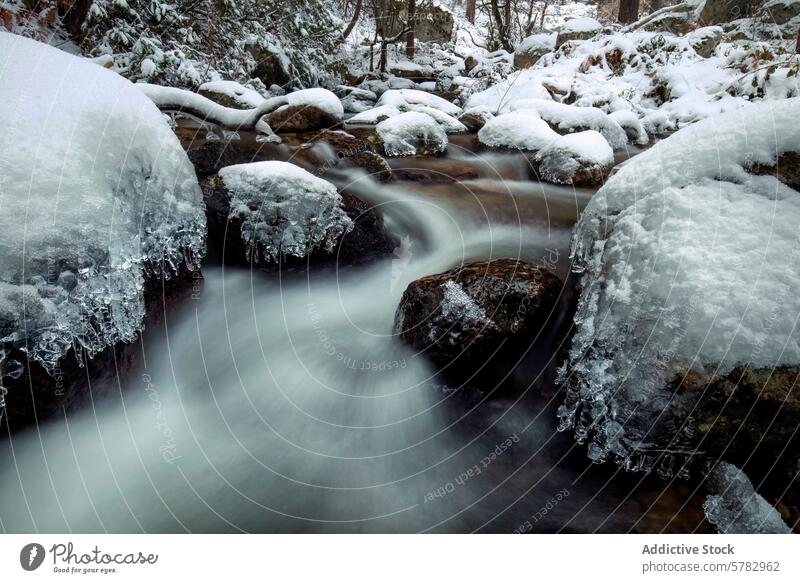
[[136, 83, 285, 138]]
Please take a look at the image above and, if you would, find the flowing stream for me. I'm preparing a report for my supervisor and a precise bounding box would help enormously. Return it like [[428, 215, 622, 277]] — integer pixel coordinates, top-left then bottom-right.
[[0, 135, 709, 533]]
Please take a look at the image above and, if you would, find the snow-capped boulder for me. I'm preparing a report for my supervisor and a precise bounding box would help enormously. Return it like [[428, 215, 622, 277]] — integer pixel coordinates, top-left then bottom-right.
[[532, 131, 614, 186], [458, 106, 495, 132], [346, 105, 401, 125], [703, 462, 791, 534], [558, 98, 800, 478], [266, 88, 344, 132], [638, 9, 697, 34], [0, 32, 205, 386], [514, 33, 557, 69], [687, 26, 724, 58], [478, 111, 560, 151], [512, 99, 628, 150], [377, 89, 463, 117], [210, 161, 352, 263], [478, 112, 614, 185], [608, 110, 649, 144], [395, 259, 563, 387], [198, 80, 266, 109], [339, 86, 378, 113], [555, 17, 602, 48], [375, 111, 448, 157]]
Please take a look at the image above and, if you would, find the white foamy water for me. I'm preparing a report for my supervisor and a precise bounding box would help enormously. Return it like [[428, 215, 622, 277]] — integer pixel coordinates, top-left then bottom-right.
[[0, 165, 695, 533]]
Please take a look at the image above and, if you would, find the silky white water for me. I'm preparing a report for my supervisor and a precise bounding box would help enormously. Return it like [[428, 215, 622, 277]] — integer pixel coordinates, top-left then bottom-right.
[[0, 164, 697, 533]]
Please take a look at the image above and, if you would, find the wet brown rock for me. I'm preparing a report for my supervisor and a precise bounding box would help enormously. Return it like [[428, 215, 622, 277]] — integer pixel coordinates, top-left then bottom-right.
[[395, 259, 563, 385], [266, 104, 341, 133]]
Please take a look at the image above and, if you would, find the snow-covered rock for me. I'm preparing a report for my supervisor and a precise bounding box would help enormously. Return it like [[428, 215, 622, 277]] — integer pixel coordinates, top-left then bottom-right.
[[555, 17, 602, 48], [339, 86, 378, 113], [763, 0, 800, 25], [608, 109, 649, 144], [216, 161, 353, 262], [0, 33, 206, 380], [703, 462, 791, 534], [346, 105, 402, 125], [198, 80, 266, 109], [376, 89, 463, 117], [533, 131, 614, 186], [266, 88, 344, 132], [375, 112, 448, 157], [512, 99, 628, 149], [395, 259, 563, 388], [458, 106, 495, 132], [686, 26, 724, 58], [478, 111, 614, 185], [558, 98, 800, 476], [478, 111, 560, 151], [514, 33, 557, 69]]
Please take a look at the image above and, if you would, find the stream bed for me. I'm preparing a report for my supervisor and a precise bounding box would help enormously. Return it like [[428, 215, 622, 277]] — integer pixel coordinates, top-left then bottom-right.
[[0, 131, 711, 533]]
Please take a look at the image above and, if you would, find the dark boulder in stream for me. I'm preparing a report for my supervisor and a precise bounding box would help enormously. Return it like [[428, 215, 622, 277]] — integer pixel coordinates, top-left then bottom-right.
[[395, 259, 566, 393]]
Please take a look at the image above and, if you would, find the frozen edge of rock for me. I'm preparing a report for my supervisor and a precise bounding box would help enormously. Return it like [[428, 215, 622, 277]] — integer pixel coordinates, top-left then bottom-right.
[[217, 161, 353, 263], [557, 97, 800, 476], [0, 33, 207, 396], [703, 462, 791, 534]]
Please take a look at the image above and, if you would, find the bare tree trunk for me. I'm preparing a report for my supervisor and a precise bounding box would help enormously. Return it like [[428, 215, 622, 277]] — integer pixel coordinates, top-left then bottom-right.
[[796, 29, 800, 53], [490, 0, 513, 52], [466, 0, 476, 23], [406, 0, 416, 58], [338, 0, 362, 43], [618, 0, 640, 24]]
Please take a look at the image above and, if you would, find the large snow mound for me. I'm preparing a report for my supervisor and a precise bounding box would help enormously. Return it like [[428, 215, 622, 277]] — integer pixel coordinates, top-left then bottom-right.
[[0, 32, 206, 376], [558, 98, 800, 472], [218, 161, 352, 262]]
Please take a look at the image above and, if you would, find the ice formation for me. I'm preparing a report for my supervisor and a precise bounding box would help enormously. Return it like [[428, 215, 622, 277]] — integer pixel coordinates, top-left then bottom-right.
[[376, 112, 448, 157], [703, 462, 791, 534], [558, 97, 800, 475], [218, 161, 353, 262], [439, 280, 492, 325], [0, 33, 206, 380]]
